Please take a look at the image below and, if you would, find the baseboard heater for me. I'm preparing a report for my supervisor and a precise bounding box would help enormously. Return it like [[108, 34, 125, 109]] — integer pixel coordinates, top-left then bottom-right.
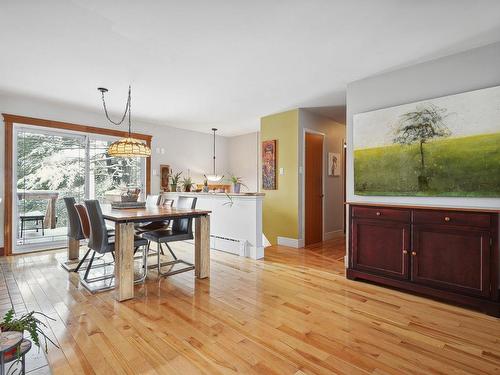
[[184, 235, 247, 257]]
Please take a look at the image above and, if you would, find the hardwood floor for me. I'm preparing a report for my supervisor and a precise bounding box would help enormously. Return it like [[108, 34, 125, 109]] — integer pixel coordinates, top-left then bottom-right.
[[2, 237, 500, 375]]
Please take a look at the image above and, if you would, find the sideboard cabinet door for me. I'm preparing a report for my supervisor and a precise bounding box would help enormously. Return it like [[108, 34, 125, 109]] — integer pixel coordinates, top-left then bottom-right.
[[411, 224, 491, 298], [351, 219, 410, 279]]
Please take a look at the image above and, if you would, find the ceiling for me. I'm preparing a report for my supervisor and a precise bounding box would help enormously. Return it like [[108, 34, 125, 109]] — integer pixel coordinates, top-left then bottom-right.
[[1, 1, 500, 136]]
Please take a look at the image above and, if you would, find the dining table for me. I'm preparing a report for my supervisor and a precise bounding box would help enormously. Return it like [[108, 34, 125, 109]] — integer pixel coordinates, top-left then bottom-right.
[[102, 205, 211, 301]]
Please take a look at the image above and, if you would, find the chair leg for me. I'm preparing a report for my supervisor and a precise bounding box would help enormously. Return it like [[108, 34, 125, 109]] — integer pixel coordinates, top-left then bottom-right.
[[135, 244, 149, 284], [111, 252, 115, 261], [164, 243, 178, 260], [74, 249, 91, 272], [156, 242, 194, 277], [84, 251, 96, 281]]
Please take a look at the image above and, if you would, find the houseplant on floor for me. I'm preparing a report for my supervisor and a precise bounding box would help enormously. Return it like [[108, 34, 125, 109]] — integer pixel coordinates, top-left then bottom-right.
[[0, 308, 58, 354], [170, 171, 182, 192], [230, 175, 248, 194]]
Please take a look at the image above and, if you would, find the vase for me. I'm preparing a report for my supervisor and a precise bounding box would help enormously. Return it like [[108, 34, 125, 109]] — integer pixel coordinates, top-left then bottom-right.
[[185, 185, 191, 192], [170, 184, 177, 192], [233, 183, 241, 194]]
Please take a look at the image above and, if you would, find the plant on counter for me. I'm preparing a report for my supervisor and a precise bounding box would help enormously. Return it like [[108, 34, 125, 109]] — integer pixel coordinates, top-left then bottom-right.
[[230, 175, 248, 194], [0, 308, 59, 353], [202, 175, 209, 192], [182, 176, 195, 192], [170, 171, 182, 192]]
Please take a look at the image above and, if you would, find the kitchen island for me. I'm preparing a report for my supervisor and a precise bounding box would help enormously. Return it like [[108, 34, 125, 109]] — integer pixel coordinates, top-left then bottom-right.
[[161, 192, 265, 259]]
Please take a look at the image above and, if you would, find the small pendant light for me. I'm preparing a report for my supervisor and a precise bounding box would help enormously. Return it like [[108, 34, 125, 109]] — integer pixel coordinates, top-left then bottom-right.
[[205, 128, 224, 182]]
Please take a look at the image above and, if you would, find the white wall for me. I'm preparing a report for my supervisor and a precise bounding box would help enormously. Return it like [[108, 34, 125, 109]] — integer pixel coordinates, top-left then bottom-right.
[[0, 93, 236, 246], [346, 41, 500, 209], [299, 109, 345, 239], [228, 132, 259, 192]]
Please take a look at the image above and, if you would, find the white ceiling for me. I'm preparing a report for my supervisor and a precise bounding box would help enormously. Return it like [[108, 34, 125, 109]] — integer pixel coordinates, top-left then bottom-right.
[[1, 1, 500, 136]]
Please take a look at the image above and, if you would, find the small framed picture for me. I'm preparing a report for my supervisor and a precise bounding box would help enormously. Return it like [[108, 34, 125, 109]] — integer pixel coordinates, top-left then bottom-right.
[[262, 140, 277, 190], [160, 164, 171, 191], [328, 152, 340, 177]]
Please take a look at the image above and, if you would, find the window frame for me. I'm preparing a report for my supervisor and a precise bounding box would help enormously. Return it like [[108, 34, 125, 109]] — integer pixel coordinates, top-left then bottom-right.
[[2, 114, 152, 256]]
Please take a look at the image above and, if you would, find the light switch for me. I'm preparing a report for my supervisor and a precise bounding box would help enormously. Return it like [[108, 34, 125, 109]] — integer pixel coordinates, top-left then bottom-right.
[[160, 148, 165, 154], [155, 147, 161, 154], [279, 167, 284, 175], [298, 166, 303, 174]]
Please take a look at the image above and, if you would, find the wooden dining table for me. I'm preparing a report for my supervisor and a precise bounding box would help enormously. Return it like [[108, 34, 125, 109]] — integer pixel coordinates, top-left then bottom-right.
[[102, 205, 211, 302]]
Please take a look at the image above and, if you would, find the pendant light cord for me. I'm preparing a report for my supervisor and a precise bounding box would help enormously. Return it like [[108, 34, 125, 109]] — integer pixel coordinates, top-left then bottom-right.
[[100, 85, 132, 136], [213, 128, 216, 174]]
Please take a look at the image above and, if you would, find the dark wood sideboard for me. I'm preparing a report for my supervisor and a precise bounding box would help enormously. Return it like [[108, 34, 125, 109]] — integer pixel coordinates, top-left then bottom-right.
[[347, 203, 500, 316]]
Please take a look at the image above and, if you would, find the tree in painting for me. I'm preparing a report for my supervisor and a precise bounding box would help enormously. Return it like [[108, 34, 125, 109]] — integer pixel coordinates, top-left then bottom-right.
[[393, 103, 451, 190]]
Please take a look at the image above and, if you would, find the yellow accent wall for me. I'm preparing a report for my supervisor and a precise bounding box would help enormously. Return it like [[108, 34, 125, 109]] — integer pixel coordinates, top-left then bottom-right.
[[261, 109, 299, 245]]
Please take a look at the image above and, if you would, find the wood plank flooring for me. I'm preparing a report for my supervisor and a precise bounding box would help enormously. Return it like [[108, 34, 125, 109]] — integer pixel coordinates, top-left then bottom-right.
[[2, 237, 500, 375]]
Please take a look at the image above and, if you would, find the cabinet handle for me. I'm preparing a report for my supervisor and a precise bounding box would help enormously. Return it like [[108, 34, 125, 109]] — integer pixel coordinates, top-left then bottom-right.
[[411, 251, 417, 256], [402, 250, 408, 254], [444, 216, 451, 222], [376, 211, 381, 216]]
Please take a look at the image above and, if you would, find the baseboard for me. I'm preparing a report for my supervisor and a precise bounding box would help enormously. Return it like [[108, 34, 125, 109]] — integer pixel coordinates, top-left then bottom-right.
[[277, 237, 304, 248], [324, 230, 344, 240], [248, 246, 265, 260]]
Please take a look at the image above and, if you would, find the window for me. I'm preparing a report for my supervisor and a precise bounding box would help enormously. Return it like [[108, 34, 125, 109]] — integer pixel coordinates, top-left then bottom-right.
[[14, 125, 146, 253]]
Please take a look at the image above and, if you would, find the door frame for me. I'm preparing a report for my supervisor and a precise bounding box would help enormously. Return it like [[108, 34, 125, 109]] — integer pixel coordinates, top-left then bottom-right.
[[301, 128, 325, 245], [2, 113, 152, 256]]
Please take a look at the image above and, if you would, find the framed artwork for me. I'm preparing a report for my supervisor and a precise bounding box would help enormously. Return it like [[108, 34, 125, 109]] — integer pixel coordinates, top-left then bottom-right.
[[262, 140, 277, 190], [160, 164, 171, 191], [328, 152, 340, 177], [353, 85, 500, 197]]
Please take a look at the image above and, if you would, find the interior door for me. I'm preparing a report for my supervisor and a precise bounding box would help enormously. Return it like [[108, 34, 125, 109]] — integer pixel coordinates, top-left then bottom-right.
[[305, 132, 323, 246]]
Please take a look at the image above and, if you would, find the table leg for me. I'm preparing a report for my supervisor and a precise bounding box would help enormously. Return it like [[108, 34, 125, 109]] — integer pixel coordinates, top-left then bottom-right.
[[68, 238, 80, 261], [115, 222, 135, 301], [195, 215, 210, 279]]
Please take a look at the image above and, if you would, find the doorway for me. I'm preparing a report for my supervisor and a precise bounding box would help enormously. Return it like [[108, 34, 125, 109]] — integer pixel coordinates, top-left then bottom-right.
[[305, 132, 324, 246]]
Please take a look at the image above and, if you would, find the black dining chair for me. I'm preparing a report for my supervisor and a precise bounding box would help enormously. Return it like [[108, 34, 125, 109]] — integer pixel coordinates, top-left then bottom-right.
[[141, 196, 197, 277], [61, 197, 85, 271], [82, 199, 149, 292], [64, 197, 85, 243], [135, 196, 174, 235]]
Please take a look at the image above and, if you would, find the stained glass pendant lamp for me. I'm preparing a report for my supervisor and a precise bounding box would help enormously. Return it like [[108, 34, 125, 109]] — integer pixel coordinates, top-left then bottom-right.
[[205, 128, 224, 182], [98, 86, 151, 158]]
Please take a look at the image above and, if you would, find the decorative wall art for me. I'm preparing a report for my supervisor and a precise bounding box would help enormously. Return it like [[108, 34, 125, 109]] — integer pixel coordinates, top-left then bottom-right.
[[328, 152, 340, 177], [262, 140, 277, 190], [353, 85, 500, 197], [160, 164, 171, 191]]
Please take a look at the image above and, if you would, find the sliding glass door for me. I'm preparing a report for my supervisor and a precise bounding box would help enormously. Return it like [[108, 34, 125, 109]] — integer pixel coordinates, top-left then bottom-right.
[[14, 125, 146, 253]]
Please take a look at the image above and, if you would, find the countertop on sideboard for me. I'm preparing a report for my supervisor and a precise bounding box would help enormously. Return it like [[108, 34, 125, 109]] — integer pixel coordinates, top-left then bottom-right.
[[345, 201, 500, 213]]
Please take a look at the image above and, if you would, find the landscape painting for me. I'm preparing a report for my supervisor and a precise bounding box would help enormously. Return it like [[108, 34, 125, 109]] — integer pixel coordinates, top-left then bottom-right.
[[353, 85, 500, 197]]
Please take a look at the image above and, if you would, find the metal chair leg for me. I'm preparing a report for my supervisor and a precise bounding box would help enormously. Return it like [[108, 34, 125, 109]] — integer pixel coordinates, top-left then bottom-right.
[[135, 244, 149, 284], [164, 243, 178, 260], [84, 251, 95, 281], [74, 249, 91, 272], [156, 242, 194, 277]]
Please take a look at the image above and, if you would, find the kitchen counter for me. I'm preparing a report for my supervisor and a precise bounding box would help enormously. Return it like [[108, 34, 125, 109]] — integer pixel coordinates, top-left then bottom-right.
[[161, 191, 265, 259]]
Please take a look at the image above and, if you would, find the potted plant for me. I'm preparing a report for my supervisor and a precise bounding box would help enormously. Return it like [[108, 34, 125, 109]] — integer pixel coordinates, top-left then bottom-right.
[[170, 171, 182, 192], [0, 309, 58, 354], [202, 175, 209, 193], [182, 176, 195, 192], [230, 175, 248, 194]]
